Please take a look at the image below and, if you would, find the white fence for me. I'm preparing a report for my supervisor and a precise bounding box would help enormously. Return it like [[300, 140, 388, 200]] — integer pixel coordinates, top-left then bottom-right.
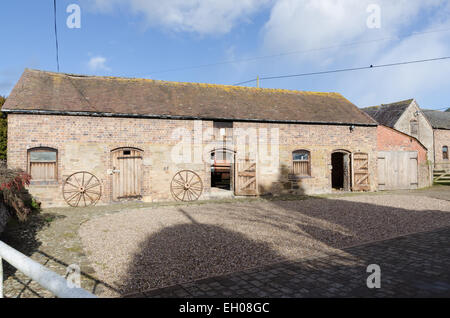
[[0, 241, 97, 298]]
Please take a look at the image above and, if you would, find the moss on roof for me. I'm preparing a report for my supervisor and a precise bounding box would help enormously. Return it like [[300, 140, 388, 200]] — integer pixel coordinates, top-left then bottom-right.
[[2, 69, 376, 125]]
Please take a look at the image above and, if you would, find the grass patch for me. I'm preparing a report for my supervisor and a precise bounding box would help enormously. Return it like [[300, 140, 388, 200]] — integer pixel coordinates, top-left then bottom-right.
[[62, 232, 76, 239], [44, 215, 57, 223], [65, 245, 83, 254]]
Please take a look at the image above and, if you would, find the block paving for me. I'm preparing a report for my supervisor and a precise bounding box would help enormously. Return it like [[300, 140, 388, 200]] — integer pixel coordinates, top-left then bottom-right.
[[129, 227, 450, 298]]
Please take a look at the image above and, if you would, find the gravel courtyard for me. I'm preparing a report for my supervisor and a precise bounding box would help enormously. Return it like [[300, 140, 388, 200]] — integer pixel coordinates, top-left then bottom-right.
[[79, 191, 450, 296]]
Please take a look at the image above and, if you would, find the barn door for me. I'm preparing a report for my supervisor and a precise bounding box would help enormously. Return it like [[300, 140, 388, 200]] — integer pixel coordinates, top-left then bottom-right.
[[378, 151, 418, 190], [377, 153, 387, 191], [352, 152, 370, 191], [111, 148, 143, 200], [234, 159, 258, 196], [408, 153, 418, 189]]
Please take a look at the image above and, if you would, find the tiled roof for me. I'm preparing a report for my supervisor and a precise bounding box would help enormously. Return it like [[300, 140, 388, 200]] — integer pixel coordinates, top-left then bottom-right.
[[361, 99, 414, 128], [2, 69, 376, 126], [422, 109, 450, 130]]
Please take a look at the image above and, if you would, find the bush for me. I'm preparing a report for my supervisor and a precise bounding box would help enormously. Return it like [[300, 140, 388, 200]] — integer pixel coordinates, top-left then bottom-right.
[[0, 165, 34, 222]]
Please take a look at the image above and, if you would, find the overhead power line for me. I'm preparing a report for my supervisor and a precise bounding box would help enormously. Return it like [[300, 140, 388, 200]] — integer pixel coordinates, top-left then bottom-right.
[[233, 56, 450, 86], [53, 0, 60, 72], [127, 26, 450, 78]]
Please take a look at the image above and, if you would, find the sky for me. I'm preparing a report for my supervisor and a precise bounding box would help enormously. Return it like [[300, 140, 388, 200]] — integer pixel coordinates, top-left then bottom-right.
[[1, 0, 450, 110]]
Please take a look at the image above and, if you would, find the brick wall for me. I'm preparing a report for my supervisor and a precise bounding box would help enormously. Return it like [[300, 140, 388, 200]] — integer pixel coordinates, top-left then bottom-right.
[[7, 114, 207, 207], [7, 114, 378, 207], [377, 126, 428, 163], [377, 125, 431, 188], [234, 122, 378, 195]]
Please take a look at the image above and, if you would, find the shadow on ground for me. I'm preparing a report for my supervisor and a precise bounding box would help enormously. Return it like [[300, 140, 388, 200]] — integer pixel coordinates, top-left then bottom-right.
[[2, 179, 449, 298], [140, 227, 450, 298], [117, 189, 450, 297], [1, 212, 61, 278], [0, 210, 120, 297], [118, 208, 284, 295]]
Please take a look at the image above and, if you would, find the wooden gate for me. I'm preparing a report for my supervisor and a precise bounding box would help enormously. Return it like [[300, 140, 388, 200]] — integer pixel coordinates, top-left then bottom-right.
[[352, 152, 370, 191], [111, 148, 143, 200], [378, 151, 418, 190], [234, 159, 257, 196]]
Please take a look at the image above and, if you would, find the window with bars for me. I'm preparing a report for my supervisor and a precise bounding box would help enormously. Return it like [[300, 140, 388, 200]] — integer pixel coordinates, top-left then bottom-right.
[[410, 120, 419, 138], [444, 146, 449, 160], [292, 150, 311, 176], [28, 148, 58, 181], [213, 121, 233, 143]]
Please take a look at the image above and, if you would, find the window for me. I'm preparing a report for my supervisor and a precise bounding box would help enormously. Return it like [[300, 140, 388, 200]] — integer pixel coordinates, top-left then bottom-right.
[[444, 146, 449, 160], [410, 120, 419, 138], [28, 148, 57, 181], [292, 150, 311, 176], [213, 121, 233, 143]]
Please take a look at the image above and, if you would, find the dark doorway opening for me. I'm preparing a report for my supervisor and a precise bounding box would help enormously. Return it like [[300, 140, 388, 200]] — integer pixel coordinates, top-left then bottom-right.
[[211, 150, 233, 191], [331, 151, 351, 191], [332, 152, 344, 189]]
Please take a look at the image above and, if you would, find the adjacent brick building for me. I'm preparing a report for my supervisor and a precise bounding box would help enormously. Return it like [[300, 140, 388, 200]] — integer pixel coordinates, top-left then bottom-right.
[[376, 125, 431, 189], [3, 69, 378, 207], [363, 99, 450, 187], [363, 99, 435, 163]]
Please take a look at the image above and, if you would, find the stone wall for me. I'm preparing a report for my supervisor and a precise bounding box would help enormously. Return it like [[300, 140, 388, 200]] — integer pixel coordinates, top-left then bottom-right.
[[434, 129, 450, 170], [7, 114, 378, 207], [393, 100, 434, 163]]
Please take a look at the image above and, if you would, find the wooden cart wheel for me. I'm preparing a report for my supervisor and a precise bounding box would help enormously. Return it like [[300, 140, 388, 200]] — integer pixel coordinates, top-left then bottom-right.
[[171, 170, 203, 202], [63, 172, 102, 207]]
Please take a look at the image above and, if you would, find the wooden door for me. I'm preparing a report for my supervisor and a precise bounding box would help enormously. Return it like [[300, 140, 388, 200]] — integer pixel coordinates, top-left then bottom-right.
[[408, 155, 418, 189], [343, 153, 351, 191], [352, 152, 370, 191], [377, 155, 387, 190], [234, 159, 258, 196], [111, 148, 143, 200], [377, 151, 418, 190]]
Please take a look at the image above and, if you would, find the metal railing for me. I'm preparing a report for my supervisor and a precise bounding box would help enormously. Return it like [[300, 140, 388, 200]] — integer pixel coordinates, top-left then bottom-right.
[[0, 241, 97, 298]]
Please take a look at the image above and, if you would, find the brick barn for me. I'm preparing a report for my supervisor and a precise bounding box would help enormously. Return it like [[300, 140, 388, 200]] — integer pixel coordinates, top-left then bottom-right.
[[375, 125, 431, 190], [362, 99, 434, 163], [3, 69, 378, 207], [363, 99, 450, 186], [362, 100, 434, 190]]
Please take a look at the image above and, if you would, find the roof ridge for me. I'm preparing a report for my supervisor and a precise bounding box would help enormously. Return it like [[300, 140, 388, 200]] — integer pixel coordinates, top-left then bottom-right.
[[24, 68, 344, 97], [362, 99, 414, 111], [423, 108, 450, 112], [379, 98, 414, 107]]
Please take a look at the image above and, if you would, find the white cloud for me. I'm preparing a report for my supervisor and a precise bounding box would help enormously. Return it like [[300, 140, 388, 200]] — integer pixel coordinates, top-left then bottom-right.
[[339, 25, 450, 106], [88, 0, 270, 35], [260, 0, 450, 106], [264, 0, 366, 54], [262, 0, 448, 61], [87, 56, 111, 72], [82, 0, 450, 106]]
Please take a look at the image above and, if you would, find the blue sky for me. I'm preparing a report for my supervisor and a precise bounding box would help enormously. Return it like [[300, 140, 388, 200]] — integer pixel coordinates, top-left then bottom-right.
[[1, 0, 450, 110]]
